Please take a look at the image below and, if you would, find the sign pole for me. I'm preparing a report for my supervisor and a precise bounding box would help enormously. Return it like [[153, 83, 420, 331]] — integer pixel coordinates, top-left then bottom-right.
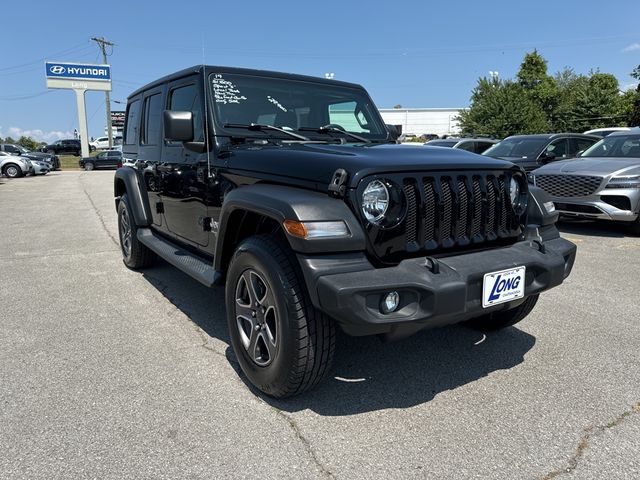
[[74, 89, 90, 158]]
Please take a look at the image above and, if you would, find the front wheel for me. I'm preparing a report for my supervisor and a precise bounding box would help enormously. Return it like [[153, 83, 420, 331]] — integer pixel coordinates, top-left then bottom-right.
[[84, 162, 95, 171], [628, 215, 640, 236], [226, 235, 336, 398], [3, 164, 23, 178], [117, 193, 156, 269], [467, 294, 539, 331]]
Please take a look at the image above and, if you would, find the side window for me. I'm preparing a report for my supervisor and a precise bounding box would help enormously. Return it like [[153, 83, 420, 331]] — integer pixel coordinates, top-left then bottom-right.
[[475, 142, 492, 153], [456, 141, 476, 152], [544, 139, 569, 159], [168, 84, 204, 143], [124, 100, 141, 145], [142, 93, 163, 145], [575, 138, 596, 154], [328, 101, 369, 133]]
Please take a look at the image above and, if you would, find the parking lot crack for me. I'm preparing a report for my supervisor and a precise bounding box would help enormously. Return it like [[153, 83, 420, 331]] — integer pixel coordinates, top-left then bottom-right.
[[541, 402, 640, 479], [79, 173, 119, 247], [263, 404, 335, 479]]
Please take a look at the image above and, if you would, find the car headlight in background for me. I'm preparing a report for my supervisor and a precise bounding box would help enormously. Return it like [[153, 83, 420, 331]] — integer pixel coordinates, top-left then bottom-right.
[[362, 179, 389, 222], [605, 175, 640, 189]]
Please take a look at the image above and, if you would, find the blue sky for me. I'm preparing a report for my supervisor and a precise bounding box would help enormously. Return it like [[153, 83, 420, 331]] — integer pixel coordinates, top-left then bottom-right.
[[1, 0, 639, 142]]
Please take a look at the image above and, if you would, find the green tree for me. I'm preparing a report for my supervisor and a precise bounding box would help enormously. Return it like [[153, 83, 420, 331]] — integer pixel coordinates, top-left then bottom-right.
[[629, 64, 640, 127], [458, 77, 549, 138], [517, 50, 559, 123], [16, 136, 40, 151], [3, 136, 16, 144]]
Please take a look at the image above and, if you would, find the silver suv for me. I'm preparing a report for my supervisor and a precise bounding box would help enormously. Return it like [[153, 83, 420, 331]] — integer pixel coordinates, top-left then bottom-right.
[[0, 151, 33, 178], [531, 130, 640, 234]]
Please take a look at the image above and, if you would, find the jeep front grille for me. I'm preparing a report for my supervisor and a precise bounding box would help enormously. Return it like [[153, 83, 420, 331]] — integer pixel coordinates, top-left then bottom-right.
[[362, 171, 523, 262], [535, 174, 603, 198]]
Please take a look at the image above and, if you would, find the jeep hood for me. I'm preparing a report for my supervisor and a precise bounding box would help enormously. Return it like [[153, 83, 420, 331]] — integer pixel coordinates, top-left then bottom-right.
[[226, 143, 518, 188], [532, 157, 640, 177]]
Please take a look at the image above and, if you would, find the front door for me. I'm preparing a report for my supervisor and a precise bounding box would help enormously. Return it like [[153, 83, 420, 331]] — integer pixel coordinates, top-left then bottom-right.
[[159, 79, 210, 247]]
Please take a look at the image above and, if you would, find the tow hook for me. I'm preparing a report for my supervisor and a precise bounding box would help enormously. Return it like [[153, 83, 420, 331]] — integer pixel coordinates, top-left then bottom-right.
[[424, 256, 440, 274], [531, 239, 546, 254]]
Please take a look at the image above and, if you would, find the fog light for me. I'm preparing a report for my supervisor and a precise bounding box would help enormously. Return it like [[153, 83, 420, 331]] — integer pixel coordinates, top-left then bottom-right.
[[381, 291, 400, 314]]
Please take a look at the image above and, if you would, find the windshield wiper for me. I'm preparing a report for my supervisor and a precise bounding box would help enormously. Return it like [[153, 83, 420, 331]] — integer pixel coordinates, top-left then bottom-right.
[[224, 123, 310, 141], [298, 125, 371, 143]]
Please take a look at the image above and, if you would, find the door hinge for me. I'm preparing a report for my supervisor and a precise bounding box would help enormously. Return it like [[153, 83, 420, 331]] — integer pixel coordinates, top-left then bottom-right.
[[156, 202, 164, 214], [328, 168, 348, 198]]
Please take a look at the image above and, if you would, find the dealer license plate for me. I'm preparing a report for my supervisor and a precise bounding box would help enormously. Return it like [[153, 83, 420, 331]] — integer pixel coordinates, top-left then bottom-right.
[[482, 266, 526, 308]]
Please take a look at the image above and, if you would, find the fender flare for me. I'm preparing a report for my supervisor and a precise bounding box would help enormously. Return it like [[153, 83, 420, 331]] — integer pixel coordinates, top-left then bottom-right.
[[113, 167, 153, 227], [527, 185, 559, 227], [214, 184, 366, 271]]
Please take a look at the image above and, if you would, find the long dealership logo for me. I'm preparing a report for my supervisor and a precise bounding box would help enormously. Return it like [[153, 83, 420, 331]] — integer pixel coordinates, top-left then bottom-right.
[[45, 62, 111, 81]]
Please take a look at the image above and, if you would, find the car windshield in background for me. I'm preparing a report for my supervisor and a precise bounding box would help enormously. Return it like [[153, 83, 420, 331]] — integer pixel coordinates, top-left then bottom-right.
[[210, 73, 387, 141], [483, 137, 547, 158], [581, 134, 640, 158], [427, 140, 458, 147]]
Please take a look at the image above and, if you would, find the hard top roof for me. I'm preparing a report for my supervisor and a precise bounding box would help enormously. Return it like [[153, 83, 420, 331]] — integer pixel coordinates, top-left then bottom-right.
[[128, 65, 365, 100]]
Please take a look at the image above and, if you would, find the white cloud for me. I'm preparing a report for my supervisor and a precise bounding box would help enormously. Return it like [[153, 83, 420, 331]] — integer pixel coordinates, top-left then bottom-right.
[[0, 126, 74, 143], [622, 82, 639, 92], [622, 43, 640, 53]]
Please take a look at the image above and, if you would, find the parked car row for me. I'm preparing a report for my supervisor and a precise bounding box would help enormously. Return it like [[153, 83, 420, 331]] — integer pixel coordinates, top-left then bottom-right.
[[0, 151, 49, 178], [0, 143, 60, 170]]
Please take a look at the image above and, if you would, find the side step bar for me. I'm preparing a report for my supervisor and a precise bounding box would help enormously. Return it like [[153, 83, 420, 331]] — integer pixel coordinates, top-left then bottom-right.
[[137, 228, 222, 287]]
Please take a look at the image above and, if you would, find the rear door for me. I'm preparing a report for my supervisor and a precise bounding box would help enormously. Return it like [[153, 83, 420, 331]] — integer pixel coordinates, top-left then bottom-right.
[[158, 77, 210, 247]]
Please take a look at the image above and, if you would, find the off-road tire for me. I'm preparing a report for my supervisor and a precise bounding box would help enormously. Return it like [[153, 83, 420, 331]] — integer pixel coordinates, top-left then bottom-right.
[[3, 163, 23, 178], [117, 193, 156, 269], [226, 235, 336, 398], [468, 294, 540, 331]]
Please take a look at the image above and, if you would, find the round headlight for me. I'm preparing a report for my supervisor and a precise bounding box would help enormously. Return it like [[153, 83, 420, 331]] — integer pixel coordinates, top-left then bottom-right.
[[509, 177, 520, 206], [362, 179, 389, 223]]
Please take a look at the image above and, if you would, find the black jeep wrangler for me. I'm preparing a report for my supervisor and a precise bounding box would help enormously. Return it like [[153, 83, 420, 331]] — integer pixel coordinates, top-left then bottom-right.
[[114, 66, 576, 398]]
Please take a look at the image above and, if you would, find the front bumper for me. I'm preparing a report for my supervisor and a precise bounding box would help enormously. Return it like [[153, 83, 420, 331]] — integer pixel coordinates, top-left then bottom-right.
[[298, 235, 576, 337], [552, 192, 639, 222]]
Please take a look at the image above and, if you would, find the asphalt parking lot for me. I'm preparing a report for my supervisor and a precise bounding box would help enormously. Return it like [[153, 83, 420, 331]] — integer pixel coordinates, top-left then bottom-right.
[[1, 171, 639, 479]]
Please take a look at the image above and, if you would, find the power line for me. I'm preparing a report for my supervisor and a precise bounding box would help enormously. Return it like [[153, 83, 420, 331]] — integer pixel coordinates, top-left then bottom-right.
[[0, 43, 94, 72]]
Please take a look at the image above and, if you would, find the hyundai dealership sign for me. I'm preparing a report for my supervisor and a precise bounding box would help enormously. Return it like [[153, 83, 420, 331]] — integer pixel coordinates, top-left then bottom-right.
[[45, 61, 113, 158], [46, 62, 111, 81]]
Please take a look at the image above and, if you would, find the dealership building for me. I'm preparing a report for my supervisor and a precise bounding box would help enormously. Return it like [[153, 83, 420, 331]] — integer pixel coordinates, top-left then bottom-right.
[[378, 107, 466, 137]]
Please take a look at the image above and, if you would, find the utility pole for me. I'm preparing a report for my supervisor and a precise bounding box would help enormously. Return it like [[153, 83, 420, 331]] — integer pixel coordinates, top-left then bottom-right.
[[91, 36, 115, 149]]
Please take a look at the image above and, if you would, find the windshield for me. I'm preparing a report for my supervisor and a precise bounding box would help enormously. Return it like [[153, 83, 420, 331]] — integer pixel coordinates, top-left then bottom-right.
[[581, 134, 640, 158], [210, 73, 387, 141], [483, 137, 548, 159]]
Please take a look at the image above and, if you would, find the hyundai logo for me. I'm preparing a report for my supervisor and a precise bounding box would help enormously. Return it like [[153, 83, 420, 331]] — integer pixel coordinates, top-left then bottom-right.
[[50, 65, 65, 74]]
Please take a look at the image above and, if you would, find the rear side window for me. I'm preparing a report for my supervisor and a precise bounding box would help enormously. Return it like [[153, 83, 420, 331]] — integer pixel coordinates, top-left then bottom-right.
[[142, 94, 163, 145], [125, 100, 141, 145], [168, 84, 204, 142]]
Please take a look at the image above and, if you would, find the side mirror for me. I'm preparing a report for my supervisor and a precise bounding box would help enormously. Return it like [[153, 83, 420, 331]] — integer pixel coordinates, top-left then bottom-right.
[[386, 124, 400, 143], [164, 110, 194, 142]]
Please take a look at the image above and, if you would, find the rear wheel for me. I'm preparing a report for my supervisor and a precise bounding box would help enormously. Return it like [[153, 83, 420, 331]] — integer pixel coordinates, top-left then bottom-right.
[[3, 163, 23, 178], [117, 193, 156, 269], [226, 235, 336, 398], [468, 294, 539, 331]]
